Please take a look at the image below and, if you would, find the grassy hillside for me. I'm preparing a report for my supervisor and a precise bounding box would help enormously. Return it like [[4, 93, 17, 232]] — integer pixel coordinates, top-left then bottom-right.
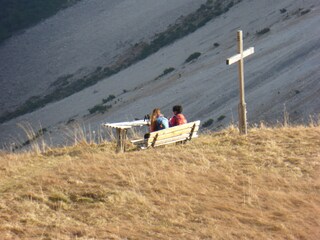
[[0, 125, 319, 239], [0, 0, 80, 44]]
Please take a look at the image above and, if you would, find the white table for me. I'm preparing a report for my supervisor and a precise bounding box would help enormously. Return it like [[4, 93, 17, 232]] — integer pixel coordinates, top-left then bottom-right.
[[102, 120, 149, 153]]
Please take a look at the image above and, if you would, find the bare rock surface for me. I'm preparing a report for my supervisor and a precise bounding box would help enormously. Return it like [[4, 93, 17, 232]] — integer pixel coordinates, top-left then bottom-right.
[[0, 0, 205, 114], [0, 0, 319, 148]]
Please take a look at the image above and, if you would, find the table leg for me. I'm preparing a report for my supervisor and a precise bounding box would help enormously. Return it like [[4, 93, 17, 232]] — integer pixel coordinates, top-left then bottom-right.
[[116, 128, 127, 153]]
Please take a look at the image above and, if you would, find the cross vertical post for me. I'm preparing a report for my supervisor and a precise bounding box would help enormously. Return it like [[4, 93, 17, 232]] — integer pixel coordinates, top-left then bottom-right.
[[237, 30, 247, 135], [226, 30, 254, 135]]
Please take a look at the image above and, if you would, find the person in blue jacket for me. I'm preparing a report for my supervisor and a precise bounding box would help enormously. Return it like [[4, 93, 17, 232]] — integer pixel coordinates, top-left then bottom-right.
[[150, 108, 169, 132]]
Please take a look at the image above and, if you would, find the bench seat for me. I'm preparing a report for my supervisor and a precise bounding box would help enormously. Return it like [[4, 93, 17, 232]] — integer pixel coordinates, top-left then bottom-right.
[[131, 120, 200, 149]]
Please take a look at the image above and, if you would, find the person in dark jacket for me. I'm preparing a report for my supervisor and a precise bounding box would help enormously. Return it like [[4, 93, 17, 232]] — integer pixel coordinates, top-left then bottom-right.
[[169, 105, 187, 127]]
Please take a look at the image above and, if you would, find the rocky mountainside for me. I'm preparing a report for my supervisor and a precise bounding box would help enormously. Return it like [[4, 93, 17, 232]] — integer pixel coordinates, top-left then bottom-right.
[[0, 0, 205, 116], [0, 0, 319, 148], [0, 0, 80, 43]]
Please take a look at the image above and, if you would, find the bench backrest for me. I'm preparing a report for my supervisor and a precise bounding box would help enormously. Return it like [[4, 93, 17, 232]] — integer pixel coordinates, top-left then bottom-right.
[[145, 120, 200, 148]]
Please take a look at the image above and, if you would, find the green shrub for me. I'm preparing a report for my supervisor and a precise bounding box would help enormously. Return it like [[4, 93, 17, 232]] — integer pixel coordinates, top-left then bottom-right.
[[300, 9, 310, 15], [217, 115, 226, 121], [185, 52, 201, 63], [102, 95, 116, 103], [280, 8, 287, 14], [163, 67, 175, 75], [202, 119, 214, 128], [155, 67, 175, 80], [88, 104, 111, 115], [256, 28, 270, 36]]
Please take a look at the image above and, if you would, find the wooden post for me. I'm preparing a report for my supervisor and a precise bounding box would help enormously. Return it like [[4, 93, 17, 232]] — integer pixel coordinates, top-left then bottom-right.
[[226, 30, 254, 135], [116, 128, 127, 153], [237, 30, 247, 135]]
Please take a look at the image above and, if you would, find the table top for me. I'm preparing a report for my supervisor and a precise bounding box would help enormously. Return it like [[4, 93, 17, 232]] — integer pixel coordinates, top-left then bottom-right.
[[102, 119, 149, 129]]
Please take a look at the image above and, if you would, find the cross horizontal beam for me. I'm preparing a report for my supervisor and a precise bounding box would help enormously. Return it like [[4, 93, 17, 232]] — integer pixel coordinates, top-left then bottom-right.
[[226, 47, 254, 65]]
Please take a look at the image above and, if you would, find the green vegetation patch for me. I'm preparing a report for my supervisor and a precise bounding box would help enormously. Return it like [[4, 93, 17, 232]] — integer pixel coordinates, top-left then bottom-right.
[[217, 115, 226, 121], [88, 104, 112, 115], [256, 28, 270, 36], [155, 67, 175, 80], [202, 118, 214, 128], [185, 52, 201, 63], [102, 95, 116, 104]]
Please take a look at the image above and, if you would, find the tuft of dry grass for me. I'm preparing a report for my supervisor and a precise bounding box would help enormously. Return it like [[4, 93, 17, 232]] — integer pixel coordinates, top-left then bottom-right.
[[0, 125, 319, 239]]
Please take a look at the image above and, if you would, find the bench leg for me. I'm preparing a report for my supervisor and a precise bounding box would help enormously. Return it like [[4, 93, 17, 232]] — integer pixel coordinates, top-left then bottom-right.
[[116, 129, 127, 153]]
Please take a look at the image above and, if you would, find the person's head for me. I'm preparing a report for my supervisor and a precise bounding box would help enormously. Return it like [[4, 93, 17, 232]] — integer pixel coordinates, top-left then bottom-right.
[[151, 108, 161, 121], [172, 105, 183, 114], [150, 108, 161, 131]]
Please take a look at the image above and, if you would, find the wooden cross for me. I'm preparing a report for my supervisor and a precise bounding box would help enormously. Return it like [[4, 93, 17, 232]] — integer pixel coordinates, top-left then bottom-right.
[[226, 30, 254, 135]]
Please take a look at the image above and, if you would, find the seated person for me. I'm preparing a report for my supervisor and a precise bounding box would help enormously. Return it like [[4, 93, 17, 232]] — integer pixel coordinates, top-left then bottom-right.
[[169, 105, 187, 127], [150, 108, 169, 132], [144, 108, 168, 139]]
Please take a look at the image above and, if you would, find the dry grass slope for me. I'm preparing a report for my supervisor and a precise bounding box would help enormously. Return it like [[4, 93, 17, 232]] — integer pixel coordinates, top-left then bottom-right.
[[0, 125, 319, 239]]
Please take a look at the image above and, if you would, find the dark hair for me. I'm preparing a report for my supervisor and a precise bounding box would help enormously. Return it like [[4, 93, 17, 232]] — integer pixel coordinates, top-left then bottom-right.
[[173, 105, 183, 114]]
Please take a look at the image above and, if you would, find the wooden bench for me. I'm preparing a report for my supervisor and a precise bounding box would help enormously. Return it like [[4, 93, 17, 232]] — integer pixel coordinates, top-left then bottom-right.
[[131, 120, 200, 149]]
